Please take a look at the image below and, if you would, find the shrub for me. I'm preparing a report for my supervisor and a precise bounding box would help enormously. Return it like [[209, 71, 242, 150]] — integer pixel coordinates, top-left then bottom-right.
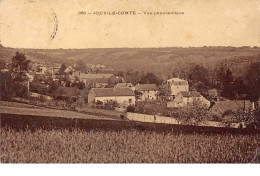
[[39, 95, 47, 103], [127, 105, 135, 112], [175, 100, 212, 126], [103, 100, 119, 110], [232, 108, 260, 129]]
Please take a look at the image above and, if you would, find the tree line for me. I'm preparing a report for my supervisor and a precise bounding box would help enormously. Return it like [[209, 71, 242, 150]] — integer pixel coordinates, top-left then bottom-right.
[[1, 52, 260, 102]]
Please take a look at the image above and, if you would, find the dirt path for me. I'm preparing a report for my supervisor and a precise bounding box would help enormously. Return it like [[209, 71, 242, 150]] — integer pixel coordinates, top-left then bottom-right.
[[0, 105, 115, 121]]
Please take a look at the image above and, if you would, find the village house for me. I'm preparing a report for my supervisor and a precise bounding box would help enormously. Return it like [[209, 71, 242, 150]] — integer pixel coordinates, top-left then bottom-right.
[[114, 83, 135, 91], [49, 64, 61, 76], [69, 71, 113, 84], [89, 78, 110, 88], [88, 88, 135, 107], [167, 78, 189, 97], [36, 64, 47, 74], [55, 86, 80, 101], [30, 92, 53, 101], [135, 83, 159, 101], [64, 66, 74, 74], [167, 91, 211, 108], [210, 100, 253, 117]]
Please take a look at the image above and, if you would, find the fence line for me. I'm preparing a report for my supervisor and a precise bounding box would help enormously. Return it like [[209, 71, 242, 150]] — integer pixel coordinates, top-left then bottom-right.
[[126, 112, 243, 128]]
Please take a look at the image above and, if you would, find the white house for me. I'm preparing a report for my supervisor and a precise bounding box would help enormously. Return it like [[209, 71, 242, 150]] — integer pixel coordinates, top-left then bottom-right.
[[167, 91, 210, 108], [88, 88, 136, 107], [166, 78, 189, 96], [135, 83, 159, 101]]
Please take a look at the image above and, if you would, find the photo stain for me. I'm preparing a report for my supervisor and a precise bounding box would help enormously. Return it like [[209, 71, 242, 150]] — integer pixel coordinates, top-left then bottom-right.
[[51, 9, 58, 40], [185, 33, 193, 40]]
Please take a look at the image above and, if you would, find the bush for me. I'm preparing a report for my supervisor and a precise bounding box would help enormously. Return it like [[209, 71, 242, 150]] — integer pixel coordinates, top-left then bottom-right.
[[232, 108, 260, 129], [103, 100, 119, 110], [127, 105, 135, 112], [39, 95, 47, 103], [175, 100, 212, 126]]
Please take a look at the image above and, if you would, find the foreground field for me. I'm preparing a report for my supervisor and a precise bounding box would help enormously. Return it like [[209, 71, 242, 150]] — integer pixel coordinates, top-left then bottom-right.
[[1, 128, 259, 163]]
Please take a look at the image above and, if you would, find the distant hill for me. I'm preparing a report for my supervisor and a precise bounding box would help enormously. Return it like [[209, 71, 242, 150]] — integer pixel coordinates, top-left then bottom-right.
[[0, 45, 260, 77]]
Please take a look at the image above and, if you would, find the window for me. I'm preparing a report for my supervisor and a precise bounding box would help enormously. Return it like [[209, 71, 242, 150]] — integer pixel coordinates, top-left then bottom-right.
[[129, 99, 132, 103]]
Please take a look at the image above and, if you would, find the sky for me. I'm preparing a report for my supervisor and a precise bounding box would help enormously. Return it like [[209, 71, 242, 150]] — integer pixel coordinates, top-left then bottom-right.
[[0, 0, 259, 49]]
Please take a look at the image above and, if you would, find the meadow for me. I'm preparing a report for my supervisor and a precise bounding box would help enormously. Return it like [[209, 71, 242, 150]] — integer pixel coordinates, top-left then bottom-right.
[[1, 127, 259, 163]]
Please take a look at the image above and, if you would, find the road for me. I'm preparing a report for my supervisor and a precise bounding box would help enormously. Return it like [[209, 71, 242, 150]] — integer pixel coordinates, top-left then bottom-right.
[[0, 105, 115, 121]]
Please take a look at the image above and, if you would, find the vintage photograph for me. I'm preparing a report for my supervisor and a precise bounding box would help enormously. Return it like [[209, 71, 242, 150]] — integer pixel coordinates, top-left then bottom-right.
[[0, 0, 260, 164]]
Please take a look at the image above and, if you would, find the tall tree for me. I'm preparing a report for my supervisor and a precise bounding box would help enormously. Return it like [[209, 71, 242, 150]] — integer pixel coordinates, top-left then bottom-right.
[[9, 52, 30, 81], [139, 73, 163, 86], [233, 77, 246, 98], [59, 63, 67, 75], [245, 62, 260, 101], [223, 68, 235, 99], [188, 64, 210, 86], [123, 71, 141, 85], [0, 59, 6, 70], [215, 62, 227, 88], [1, 52, 30, 100], [76, 59, 88, 73]]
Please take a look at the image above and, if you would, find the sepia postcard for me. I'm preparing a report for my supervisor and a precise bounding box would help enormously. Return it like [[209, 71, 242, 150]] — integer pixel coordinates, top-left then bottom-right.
[[0, 0, 260, 164]]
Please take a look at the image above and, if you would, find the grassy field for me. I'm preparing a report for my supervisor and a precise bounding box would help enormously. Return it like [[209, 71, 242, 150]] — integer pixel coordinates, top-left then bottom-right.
[[1, 128, 259, 163]]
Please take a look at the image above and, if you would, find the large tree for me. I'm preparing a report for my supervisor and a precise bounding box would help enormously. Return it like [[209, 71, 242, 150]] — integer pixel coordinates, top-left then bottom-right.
[[75, 59, 88, 73], [215, 63, 227, 88], [139, 72, 163, 86], [0, 59, 6, 70], [175, 100, 212, 126], [233, 77, 246, 98], [1, 52, 30, 100], [59, 63, 66, 75], [222, 68, 235, 99], [245, 62, 260, 101], [9, 52, 30, 81], [123, 70, 141, 85], [188, 64, 210, 86]]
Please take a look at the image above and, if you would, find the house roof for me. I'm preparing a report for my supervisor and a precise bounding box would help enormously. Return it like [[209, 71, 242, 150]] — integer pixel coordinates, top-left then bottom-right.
[[91, 88, 135, 97], [214, 100, 252, 113], [87, 78, 110, 84], [167, 78, 185, 82], [179, 91, 190, 97], [190, 91, 201, 97], [70, 72, 113, 80], [58, 87, 79, 97], [115, 83, 134, 88], [179, 91, 201, 97], [135, 84, 158, 91], [167, 78, 188, 85]]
